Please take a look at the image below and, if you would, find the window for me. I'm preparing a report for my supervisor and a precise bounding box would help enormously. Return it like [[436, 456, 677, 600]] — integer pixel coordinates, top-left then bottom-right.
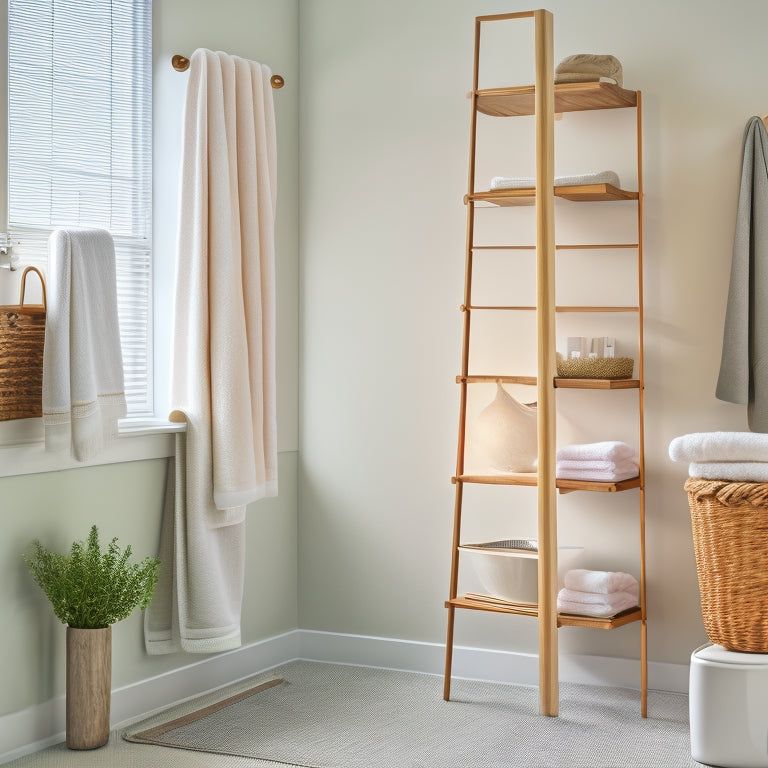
[[8, 0, 153, 416]]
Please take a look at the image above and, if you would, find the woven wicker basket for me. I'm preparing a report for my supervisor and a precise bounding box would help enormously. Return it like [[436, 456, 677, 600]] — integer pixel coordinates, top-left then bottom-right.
[[0, 266, 47, 421], [685, 477, 768, 652], [556, 356, 634, 379]]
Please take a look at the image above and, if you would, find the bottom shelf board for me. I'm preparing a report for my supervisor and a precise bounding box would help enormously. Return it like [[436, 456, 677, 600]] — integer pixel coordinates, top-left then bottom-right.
[[446, 594, 643, 630]]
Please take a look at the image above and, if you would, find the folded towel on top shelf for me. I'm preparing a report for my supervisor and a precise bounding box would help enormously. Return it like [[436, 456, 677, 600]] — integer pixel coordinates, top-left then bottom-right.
[[688, 461, 768, 483], [490, 171, 620, 191], [555, 54, 624, 87], [564, 568, 638, 596], [557, 588, 638, 618], [669, 431, 768, 463], [556, 441, 639, 464]]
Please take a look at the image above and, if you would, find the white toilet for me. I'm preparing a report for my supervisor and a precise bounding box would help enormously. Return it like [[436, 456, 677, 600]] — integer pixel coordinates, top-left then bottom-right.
[[690, 643, 768, 767]]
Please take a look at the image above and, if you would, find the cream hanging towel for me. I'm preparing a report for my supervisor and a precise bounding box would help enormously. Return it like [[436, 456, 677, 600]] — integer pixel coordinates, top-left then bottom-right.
[[716, 117, 768, 430], [146, 48, 278, 654]]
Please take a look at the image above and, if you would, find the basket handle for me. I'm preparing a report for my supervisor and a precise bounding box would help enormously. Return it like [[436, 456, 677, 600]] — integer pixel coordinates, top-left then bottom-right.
[[18, 266, 47, 311]]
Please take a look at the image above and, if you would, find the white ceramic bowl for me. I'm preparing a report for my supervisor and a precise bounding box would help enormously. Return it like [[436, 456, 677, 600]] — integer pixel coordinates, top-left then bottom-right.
[[460, 539, 584, 604]]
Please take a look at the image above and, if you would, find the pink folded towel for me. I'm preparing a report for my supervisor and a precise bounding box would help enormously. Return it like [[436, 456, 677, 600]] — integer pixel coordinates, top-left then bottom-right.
[[556, 441, 638, 463], [564, 569, 638, 596], [557, 588, 638, 618]]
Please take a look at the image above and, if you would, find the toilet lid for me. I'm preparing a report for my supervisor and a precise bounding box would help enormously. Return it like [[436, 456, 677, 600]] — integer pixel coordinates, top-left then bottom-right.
[[693, 643, 768, 666]]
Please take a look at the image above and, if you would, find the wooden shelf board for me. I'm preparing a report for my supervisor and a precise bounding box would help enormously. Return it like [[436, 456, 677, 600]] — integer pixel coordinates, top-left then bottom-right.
[[447, 595, 643, 629], [471, 243, 639, 250], [455, 474, 642, 493], [476, 81, 638, 117], [457, 375, 538, 386], [457, 375, 640, 389], [469, 184, 638, 207], [555, 377, 640, 390]]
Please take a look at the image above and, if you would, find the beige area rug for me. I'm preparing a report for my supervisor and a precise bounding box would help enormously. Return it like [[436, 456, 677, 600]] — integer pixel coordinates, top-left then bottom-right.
[[123, 660, 696, 768]]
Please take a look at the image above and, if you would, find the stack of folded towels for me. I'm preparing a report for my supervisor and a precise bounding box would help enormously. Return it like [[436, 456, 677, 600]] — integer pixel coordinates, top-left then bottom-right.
[[669, 431, 768, 481], [556, 441, 640, 482], [557, 569, 639, 618], [490, 170, 620, 191]]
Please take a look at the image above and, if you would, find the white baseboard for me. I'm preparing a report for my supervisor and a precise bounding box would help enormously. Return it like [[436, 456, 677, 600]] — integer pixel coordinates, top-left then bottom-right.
[[0, 629, 689, 764], [296, 629, 690, 695]]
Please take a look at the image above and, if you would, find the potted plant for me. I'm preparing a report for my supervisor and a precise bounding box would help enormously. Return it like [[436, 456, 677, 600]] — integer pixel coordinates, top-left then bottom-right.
[[23, 525, 160, 750]]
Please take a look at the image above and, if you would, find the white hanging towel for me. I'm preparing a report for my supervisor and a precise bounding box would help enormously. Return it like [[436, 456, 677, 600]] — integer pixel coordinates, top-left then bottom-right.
[[42, 228, 126, 461], [145, 48, 278, 654]]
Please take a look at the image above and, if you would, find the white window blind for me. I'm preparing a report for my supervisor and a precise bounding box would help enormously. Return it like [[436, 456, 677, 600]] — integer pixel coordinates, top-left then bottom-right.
[[8, 0, 153, 416]]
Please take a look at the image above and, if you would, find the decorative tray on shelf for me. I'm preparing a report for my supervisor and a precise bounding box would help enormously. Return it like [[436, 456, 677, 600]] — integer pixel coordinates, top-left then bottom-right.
[[556, 357, 634, 379]]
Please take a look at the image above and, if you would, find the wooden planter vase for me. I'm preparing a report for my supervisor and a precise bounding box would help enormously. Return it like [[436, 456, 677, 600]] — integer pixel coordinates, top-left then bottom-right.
[[66, 626, 112, 749]]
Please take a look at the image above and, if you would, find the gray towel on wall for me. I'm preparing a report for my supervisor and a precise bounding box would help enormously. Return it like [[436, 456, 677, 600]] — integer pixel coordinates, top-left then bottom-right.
[[716, 117, 768, 431]]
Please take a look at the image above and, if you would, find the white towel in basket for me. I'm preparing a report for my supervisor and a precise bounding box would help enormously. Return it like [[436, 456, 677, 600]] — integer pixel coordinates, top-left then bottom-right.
[[688, 461, 768, 483], [669, 431, 768, 463]]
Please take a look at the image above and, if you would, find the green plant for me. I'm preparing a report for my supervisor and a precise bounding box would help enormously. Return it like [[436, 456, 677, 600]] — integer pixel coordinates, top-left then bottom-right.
[[23, 525, 160, 629]]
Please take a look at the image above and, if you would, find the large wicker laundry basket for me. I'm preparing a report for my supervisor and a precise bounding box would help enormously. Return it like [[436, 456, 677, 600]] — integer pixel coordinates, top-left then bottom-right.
[[685, 477, 768, 652]]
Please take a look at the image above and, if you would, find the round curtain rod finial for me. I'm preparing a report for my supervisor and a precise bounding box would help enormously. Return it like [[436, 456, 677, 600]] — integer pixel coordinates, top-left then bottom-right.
[[171, 54, 190, 72]]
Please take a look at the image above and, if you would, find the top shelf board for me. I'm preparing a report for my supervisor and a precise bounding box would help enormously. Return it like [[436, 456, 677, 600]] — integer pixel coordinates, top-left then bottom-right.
[[476, 82, 638, 117]]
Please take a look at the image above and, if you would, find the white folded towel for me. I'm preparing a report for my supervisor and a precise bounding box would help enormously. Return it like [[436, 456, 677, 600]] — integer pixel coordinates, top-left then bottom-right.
[[688, 461, 768, 483], [556, 459, 639, 473], [490, 171, 620, 191], [556, 441, 638, 463], [42, 228, 127, 461], [564, 569, 638, 596], [557, 588, 638, 618], [556, 466, 639, 482], [669, 431, 768, 463]]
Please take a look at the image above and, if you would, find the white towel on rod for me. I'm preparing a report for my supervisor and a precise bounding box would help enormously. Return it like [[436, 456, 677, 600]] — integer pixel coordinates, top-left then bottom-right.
[[145, 48, 278, 655], [42, 228, 126, 461]]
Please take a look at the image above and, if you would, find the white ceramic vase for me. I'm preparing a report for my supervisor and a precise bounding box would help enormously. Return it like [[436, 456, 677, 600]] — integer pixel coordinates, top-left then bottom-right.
[[474, 381, 538, 472]]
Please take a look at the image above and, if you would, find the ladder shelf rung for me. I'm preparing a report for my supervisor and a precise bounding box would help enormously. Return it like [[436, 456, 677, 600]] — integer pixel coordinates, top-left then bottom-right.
[[471, 243, 639, 251], [464, 305, 639, 313]]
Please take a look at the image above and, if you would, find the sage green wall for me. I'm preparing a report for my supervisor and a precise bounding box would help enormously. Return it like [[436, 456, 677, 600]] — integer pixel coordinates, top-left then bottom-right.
[[297, 0, 768, 666], [0, 0, 299, 720]]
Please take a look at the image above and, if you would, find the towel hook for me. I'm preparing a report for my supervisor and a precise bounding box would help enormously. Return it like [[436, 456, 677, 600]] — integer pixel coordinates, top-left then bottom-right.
[[171, 53, 285, 88]]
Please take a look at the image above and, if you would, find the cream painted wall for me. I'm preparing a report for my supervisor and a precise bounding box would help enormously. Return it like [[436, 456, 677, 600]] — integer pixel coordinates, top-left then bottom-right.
[[297, 0, 768, 667], [0, 0, 299, 721]]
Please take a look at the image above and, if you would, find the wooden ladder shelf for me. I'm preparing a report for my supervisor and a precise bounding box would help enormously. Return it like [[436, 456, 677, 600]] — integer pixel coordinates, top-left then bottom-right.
[[443, 10, 647, 718]]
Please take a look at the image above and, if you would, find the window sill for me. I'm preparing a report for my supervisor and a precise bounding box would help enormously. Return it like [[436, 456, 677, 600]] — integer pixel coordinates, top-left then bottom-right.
[[0, 418, 186, 478]]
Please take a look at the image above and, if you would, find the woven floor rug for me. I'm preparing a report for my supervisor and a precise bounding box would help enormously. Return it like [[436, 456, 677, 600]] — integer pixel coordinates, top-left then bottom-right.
[[123, 660, 696, 768]]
